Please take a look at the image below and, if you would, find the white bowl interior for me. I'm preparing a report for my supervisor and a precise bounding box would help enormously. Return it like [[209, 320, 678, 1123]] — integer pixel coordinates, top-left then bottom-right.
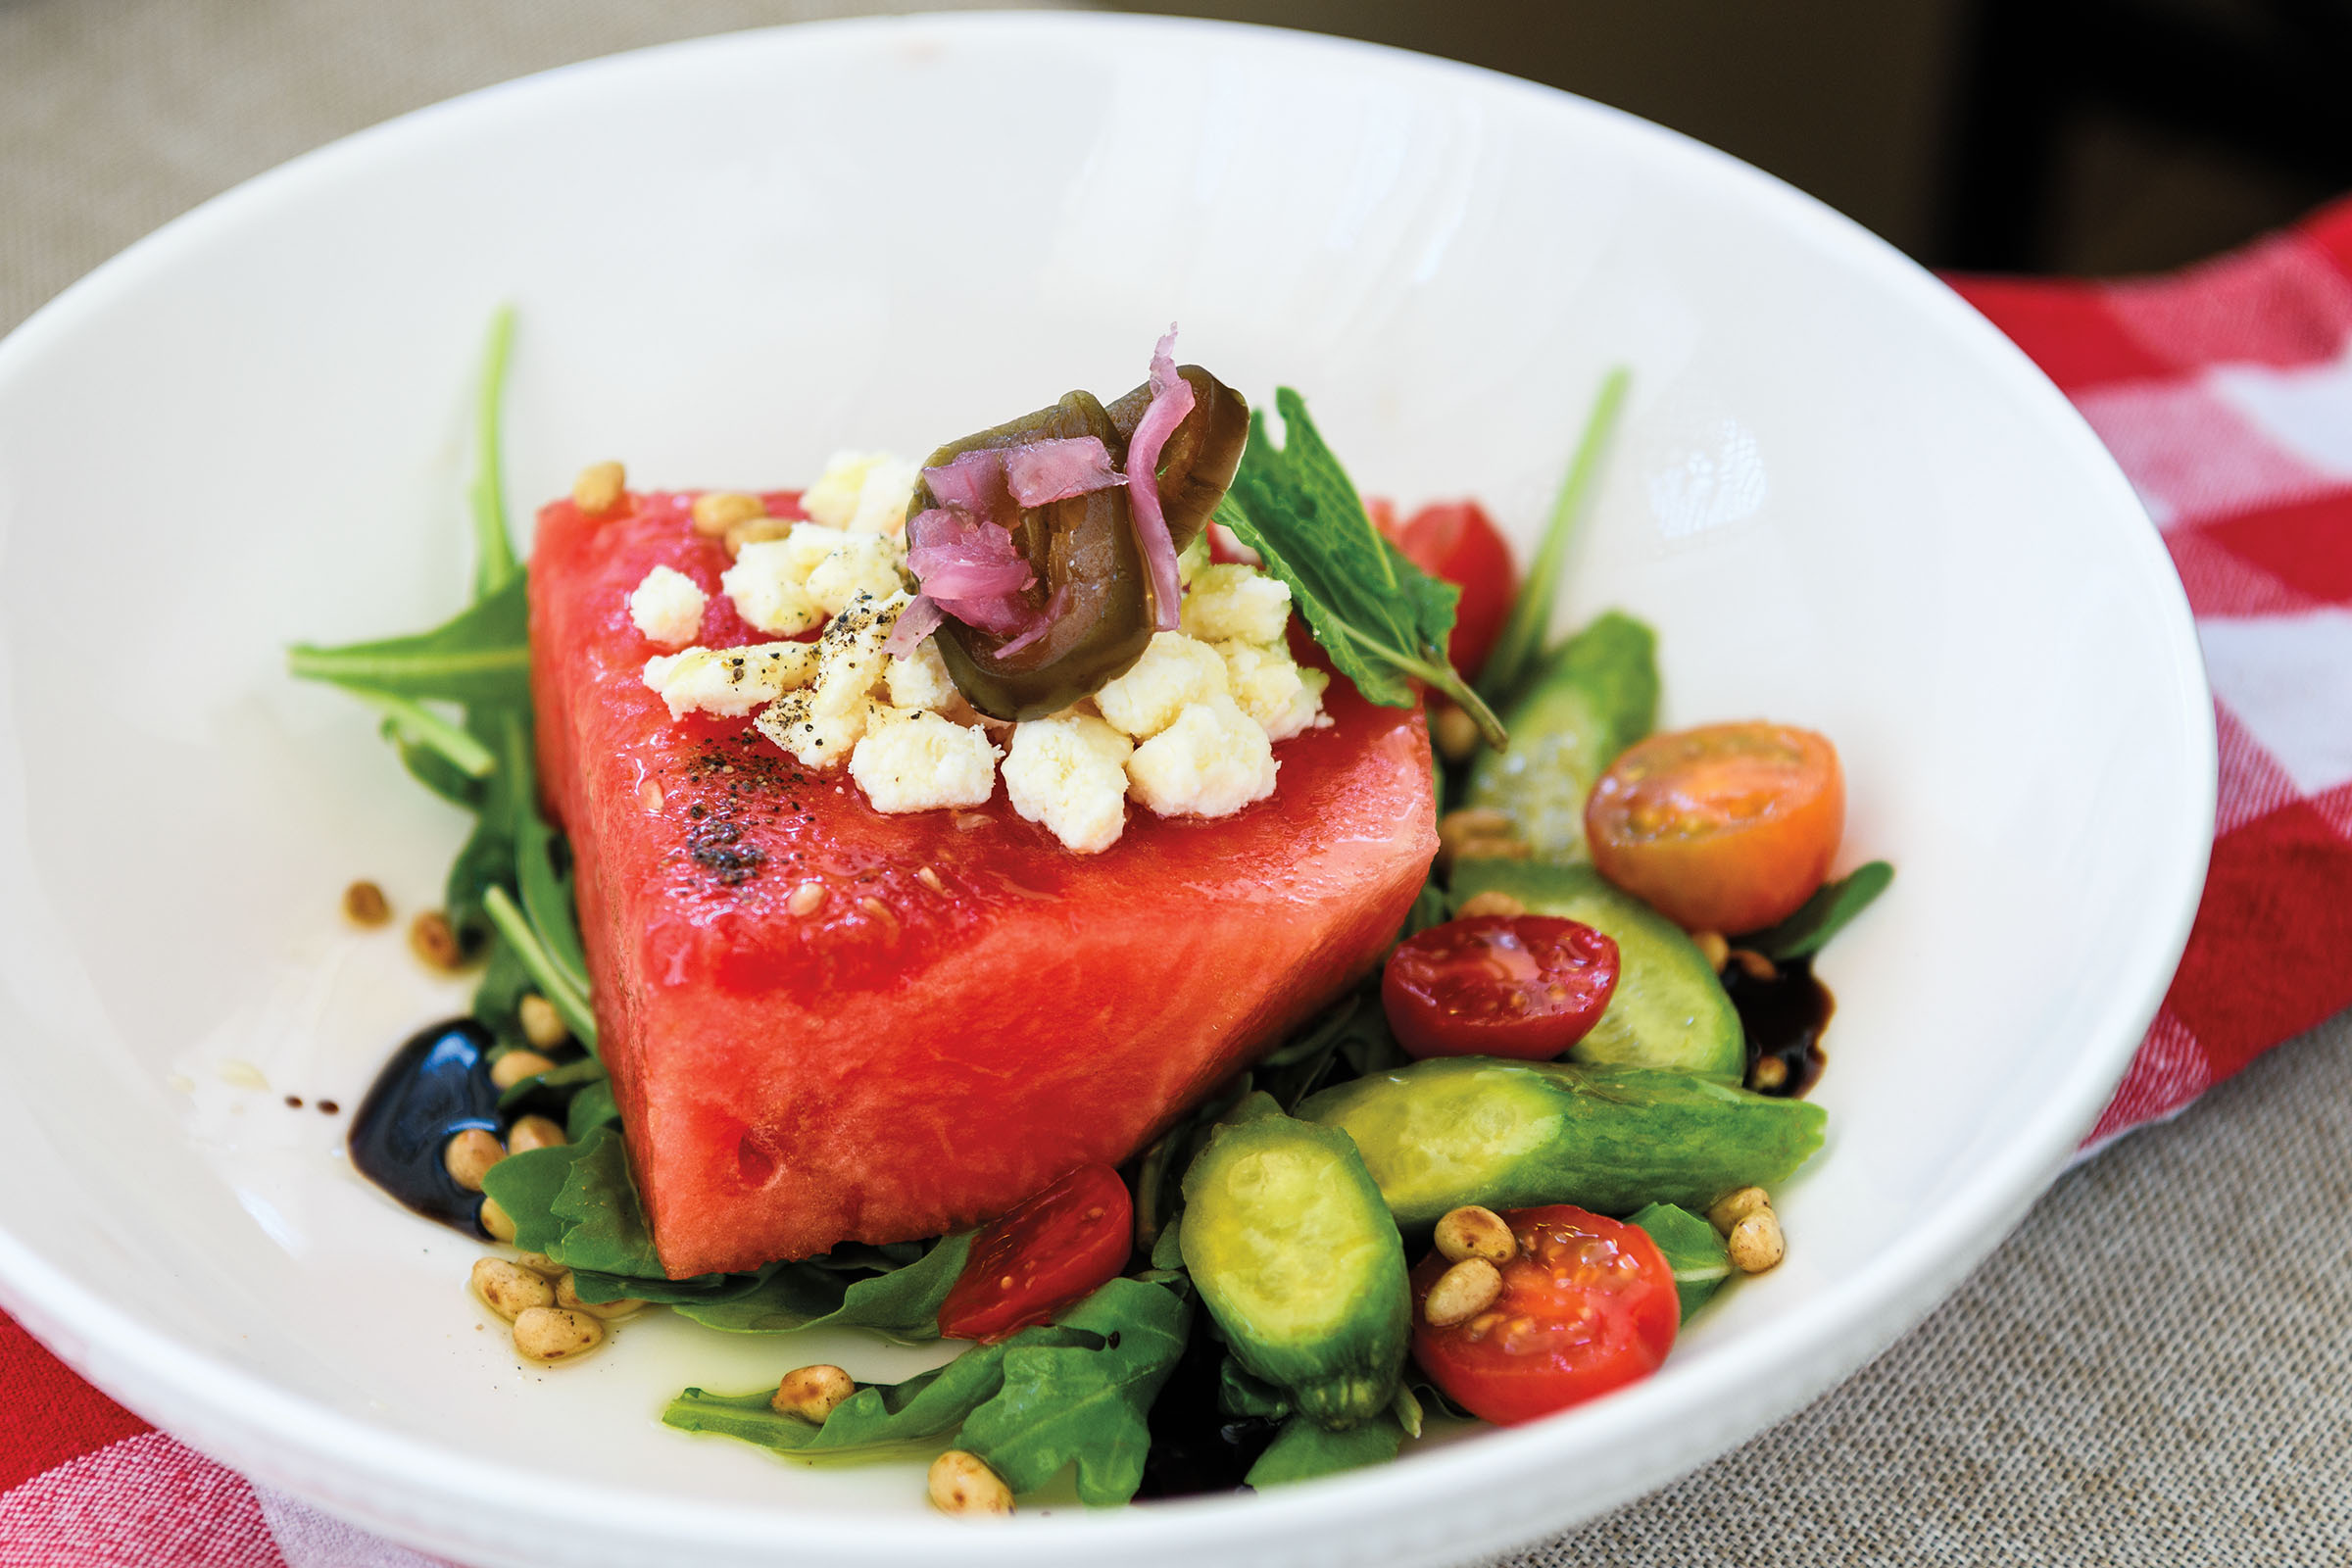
[[0, 15, 2210, 1568]]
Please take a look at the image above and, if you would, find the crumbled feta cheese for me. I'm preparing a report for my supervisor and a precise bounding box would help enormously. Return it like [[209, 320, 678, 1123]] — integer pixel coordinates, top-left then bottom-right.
[[1180, 564, 1292, 646], [801, 451, 920, 534], [751, 590, 909, 768], [721, 540, 825, 637], [886, 637, 958, 711], [1176, 528, 1211, 588], [850, 706, 1002, 812], [806, 530, 906, 616], [642, 642, 821, 719], [776, 522, 848, 580], [1094, 631, 1229, 739], [1002, 711, 1133, 854], [1125, 697, 1278, 818], [1216, 639, 1331, 742], [627, 564, 708, 648]]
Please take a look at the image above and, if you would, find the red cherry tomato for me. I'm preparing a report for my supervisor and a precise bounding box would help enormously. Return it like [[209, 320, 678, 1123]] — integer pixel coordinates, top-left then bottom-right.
[[1585, 722, 1845, 934], [1410, 1205, 1678, 1426], [937, 1163, 1133, 1343], [1383, 501, 1517, 681], [1382, 915, 1620, 1060]]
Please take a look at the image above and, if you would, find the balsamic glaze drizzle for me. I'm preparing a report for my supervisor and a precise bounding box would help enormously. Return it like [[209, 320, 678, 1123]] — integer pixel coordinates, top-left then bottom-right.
[[1134, 1326, 1279, 1499], [1723, 954, 1834, 1098], [347, 1017, 501, 1238]]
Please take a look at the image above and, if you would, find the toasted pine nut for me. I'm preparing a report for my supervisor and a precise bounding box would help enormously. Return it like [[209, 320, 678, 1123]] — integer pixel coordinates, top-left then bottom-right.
[[512, 1305, 604, 1362], [1432, 704, 1480, 763], [1446, 834, 1531, 869], [1434, 1205, 1518, 1265], [1727, 1209, 1787, 1273], [514, 1251, 564, 1278], [1437, 807, 1514, 854], [928, 1449, 1013, 1516], [1728, 948, 1778, 983], [489, 1049, 557, 1091], [443, 1128, 505, 1192], [508, 1114, 567, 1154], [1693, 930, 1730, 971], [342, 880, 391, 926], [517, 994, 569, 1050], [471, 1256, 555, 1321], [571, 461, 626, 514], [788, 880, 825, 917], [1706, 1186, 1771, 1236], [1453, 891, 1527, 921], [691, 491, 764, 535], [1749, 1055, 1789, 1092], [1423, 1257, 1504, 1327], [409, 910, 465, 971], [771, 1363, 857, 1423], [554, 1270, 647, 1320], [478, 1195, 517, 1243], [723, 515, 793, 557]]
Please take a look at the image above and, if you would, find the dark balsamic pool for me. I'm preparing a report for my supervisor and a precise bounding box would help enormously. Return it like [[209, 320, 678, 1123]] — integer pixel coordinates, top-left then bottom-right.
[[1723, 954, 1833, 1098], [347, 1017, 501, 1238], [1134, 1320, 1279, 1499]]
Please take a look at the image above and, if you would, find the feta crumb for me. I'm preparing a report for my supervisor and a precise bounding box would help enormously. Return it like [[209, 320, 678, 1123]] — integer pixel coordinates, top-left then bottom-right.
[[1095, 631, 1229, 739], [750, 590, 909, 767], [755, 687, 877, 769], [721, 540, 825, 637], [850, 707, 1002, 812], [627, 564, 708, 648], [1125, 697, 1278, 818], [1180, 564, 1293, 646], [887, 637, 958, 711], [1002, 711, 1133, 854], [802, 451, 920, 534], [807, 530, 907, 616], [642, 642, 821, 718], [1216, 639, 1332, 742]]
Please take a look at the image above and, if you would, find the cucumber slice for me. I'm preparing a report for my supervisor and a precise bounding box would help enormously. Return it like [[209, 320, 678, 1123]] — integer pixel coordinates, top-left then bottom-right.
[[1465, 612, 1657, 861], [1298, 1056, 1824, 1228], [1179, 1109, 1409, 1430], [1453, 859, 1744, 1083]]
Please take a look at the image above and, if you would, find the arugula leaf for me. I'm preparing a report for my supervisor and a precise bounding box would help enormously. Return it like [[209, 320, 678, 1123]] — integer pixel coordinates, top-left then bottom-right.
[[665, 1277, 1192, 1505], [483, 887, 595, 1051], [1217, 1356, 1292, 1421], [285, 575, 530, 708], [496, 710, 588, 996], [1255, 985, 1404, 1111], [1627, 1201, 1732, 1321], [1244, 1411, 1403, 1488], [1217, 390, 1504, 748], [356, 690, 495, 793], [669, 1233, 972, 1342], [956, 1277, 1193, 1504], [1740, 860, 1894, 960], [478, 1124, 658, 1276], [1478, 367, 1631, 708], [495, 1054, 607, 1111], [469, 306, 519, 601], [564, 1077, 620, 1141]]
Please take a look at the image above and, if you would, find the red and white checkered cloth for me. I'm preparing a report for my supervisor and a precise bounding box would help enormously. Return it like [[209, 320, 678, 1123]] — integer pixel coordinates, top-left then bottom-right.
[[8, 201, 2352, 1565]]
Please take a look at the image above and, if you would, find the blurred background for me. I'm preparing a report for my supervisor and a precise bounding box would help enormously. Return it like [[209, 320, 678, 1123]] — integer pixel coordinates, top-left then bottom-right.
[[9, 0, 2351, 331]]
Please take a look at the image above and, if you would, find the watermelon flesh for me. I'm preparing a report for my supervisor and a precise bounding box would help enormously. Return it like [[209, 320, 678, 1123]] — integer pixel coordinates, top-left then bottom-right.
[[531, 492, 1439, 1278]]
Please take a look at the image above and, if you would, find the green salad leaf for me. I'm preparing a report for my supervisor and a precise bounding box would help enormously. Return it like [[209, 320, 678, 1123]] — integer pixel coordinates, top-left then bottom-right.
[[1215, 390, 1504, 749], [1740, 860, 1895, 959], [285, 577, 530, 708], [669, 1233, 972, 1341], [481, 1124, 661, 1276], [1245, 1411, 1404, 1488], [564, 1078, 620, 1141], [1627, 1201, 1733, 1321], [664, 1277, 1191, 1506], [468, 307, 520, 601]]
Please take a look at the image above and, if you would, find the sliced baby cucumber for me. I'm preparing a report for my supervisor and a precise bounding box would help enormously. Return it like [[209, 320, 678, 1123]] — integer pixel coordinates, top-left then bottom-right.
[[1465, 612, 1657, 861], [1297, 1056, 1824, 1228], [1179, 1108, 1410, 1430], [1451, 858, 1743, 1084]]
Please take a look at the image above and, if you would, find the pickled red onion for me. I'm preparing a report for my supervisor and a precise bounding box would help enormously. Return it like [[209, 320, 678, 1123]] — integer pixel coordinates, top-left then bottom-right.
[[1125, 325, 1194, 631]]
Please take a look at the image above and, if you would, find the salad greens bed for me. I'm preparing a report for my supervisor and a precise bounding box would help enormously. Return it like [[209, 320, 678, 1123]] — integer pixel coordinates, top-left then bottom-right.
[[291, 317, 1892, 1500]]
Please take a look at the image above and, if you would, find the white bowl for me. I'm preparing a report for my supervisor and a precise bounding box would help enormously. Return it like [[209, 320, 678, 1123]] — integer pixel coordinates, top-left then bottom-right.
[[0, 13, 2212, 1566]]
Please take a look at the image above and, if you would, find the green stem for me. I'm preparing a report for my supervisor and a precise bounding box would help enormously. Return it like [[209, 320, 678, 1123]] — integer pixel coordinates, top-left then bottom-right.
[[350, 690, 495, 778], [1327, 620, 1509, 750], [1477, 367, 1631, 708], [484, 884, 598, 1054], [286, 643, 530, 688], [469, 306, 518, 602]]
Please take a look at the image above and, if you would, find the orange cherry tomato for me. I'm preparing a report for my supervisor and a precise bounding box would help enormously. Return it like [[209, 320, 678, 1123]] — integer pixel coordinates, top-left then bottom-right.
[[936, 1163, 1132, 1343], [1409, 1205, 1677, 1426], [1585, 722, 1844, 935]]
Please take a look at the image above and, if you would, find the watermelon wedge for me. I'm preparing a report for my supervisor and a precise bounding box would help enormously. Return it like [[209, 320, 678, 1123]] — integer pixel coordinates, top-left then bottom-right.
[[531, 492, 1438, 1278]]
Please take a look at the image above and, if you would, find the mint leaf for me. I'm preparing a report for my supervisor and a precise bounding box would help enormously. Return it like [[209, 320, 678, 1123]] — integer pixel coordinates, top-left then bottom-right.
[[956, 1277, 1192, 1504], [1217, 389, 1503, 748], [1245, 1411, 1403, 1488], [285, 575, 530, 708], [1740, 860, 1894, 959]]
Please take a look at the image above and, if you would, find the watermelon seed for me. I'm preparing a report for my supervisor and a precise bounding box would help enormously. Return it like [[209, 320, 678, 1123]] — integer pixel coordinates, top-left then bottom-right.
[[787, 881, 825, 917]]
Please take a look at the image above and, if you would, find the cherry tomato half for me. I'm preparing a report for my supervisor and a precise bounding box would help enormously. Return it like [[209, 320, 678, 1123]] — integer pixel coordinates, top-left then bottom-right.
[[1585, 722, 1845, 935], [1382, 500, 1517, 682], [1382, 915, 1620, 1060], [1410, 1205, 1678, 1426], [936, 1163, 1132, 1343]]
